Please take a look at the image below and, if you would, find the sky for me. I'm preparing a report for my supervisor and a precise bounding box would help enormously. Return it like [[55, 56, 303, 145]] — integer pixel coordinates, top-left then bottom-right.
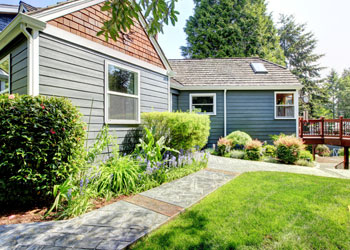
[[2, 0, 350, 76]]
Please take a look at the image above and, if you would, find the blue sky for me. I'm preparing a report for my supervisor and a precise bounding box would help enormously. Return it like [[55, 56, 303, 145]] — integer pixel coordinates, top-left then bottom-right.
[[2, 0, 350, 76]]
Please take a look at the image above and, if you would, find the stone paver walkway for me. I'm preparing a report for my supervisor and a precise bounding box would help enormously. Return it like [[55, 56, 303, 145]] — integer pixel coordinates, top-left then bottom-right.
[[2, 155, 350, 250]]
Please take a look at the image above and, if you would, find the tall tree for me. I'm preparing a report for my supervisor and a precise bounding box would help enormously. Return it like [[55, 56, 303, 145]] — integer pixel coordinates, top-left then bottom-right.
[[324, 70, 340, 119], [337, 69, 350, 118], [278, 15, 325, 117], [180, 0, 285, 65]]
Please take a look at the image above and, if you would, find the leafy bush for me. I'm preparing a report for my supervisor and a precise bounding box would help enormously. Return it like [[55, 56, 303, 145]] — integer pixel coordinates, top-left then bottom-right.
[[263, 145, 276, 157], [339, 148, 344, 156], [316, 144, 331, 157], [217, 137, 232, 156], [295, 159, 314, 167], [299, 150, 313, 162], [226, 131, 252, 148], [244, 140, 263, 161], [0, 94, 86, 208], [141, 112, 210, 150], [229, 150, 245, 159], [274, 136, 304, 164]]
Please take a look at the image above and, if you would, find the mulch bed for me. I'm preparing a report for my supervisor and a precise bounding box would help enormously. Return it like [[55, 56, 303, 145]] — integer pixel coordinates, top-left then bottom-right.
[[0, 195, 127, 226]]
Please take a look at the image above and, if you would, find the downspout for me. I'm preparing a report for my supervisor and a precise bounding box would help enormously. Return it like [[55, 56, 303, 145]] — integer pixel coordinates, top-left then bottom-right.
[[224, 89, 227, 137], [20, 24, 33, 96]]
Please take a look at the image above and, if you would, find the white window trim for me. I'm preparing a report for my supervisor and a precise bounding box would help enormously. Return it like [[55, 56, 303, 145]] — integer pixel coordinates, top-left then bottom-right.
[[104, 60, 141, 124], [0, 54, 11, 95], [189, 93, 216, 116], [274, 91, 298, 119]]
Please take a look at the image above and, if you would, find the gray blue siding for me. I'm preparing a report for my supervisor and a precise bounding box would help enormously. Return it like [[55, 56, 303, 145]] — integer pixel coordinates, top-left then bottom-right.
[[38, 33, 169, 147], [172, 94, 178, 111], [175, 90, 297, 145], [11, 40, 27, 95]]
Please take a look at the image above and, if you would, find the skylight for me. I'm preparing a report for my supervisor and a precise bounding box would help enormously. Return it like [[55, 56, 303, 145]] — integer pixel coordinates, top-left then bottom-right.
[[251, 63, 268, 74]]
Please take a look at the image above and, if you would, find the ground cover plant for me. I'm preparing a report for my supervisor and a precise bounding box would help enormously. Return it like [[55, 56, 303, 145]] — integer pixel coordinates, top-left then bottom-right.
[[132, 172, 350, 250]]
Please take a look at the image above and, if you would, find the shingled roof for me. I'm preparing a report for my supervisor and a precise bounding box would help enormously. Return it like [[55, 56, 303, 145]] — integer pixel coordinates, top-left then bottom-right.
[[169, 58, 301, 88]]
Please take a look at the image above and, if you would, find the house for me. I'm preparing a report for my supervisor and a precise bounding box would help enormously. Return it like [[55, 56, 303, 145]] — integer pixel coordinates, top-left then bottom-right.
[[169, 58, 302, 145], [0, 0, 172, 148], [0, 0, 302, 148]]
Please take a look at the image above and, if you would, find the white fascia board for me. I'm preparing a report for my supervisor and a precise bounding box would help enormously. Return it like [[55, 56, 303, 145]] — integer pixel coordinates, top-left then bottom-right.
[[31, 0, 105, 21], [0, 14, 46, 51], [0, 6, 18, 14], [171, 84, 303, 91], [43, 24, 168, 76]]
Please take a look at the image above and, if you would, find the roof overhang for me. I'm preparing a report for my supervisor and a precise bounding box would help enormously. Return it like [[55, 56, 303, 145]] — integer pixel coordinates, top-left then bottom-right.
[[171, 83, 303, 91], [0, 5, 18, 14], [0, 13, 46, 51]]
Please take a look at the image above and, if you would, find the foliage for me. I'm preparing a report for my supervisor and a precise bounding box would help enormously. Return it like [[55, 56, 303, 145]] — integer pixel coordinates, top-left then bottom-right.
[[339, 148, 344, 156], [217, 137, 232, 156], [99, 0, 179, 41], [295, 159, 314, 167], [0, 94, 86, 208], [274, 136, 304, 164], [278, 14, 325, 117], [244, 140, 263, 161], [229, 150, 245, 159], [133, 172, 350, 249], [226, 131, 252, 148], [269, 133, 287, 142], [316, 144, 331, 157], [141, 112, 210, 150], [299, 150, 313, 162], [181, 0, 285, 65], [263, 145, 277, 157]]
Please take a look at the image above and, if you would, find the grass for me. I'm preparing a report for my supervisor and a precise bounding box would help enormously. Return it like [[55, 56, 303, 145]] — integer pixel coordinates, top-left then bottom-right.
[[132, 172, 350, 250]]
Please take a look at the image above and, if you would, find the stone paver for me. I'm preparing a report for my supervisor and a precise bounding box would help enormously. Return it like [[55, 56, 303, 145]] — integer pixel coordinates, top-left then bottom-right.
[[2, 155, 349, 250]]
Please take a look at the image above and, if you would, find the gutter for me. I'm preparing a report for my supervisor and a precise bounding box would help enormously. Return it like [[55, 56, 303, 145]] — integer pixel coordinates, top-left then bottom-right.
[[224, 89, 227, 137]]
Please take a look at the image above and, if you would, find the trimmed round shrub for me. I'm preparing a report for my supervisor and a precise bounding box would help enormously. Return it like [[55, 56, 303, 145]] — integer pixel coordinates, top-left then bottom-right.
[[299, 150, 313, 162], [141, 112, 210, 150], [244, 140, 263, 161], [263, 145, 276, 157], [0, 94, 86, 208], [225, 131, 252, 148], [316, 144, 331, 157], [274, 136, 304, 164], [217, 137, 232, 156]]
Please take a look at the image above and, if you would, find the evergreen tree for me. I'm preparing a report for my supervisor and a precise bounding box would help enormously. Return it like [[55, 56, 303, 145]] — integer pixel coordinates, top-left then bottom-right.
[[181, 0, 285, 65], [324, 70, 340, 119], [338, 69, 350, 118], [278, 15, 325, 117]]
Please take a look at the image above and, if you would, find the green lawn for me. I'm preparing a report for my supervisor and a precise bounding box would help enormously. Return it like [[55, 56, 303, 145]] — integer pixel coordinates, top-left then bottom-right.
[[132, 172, 350, 250]]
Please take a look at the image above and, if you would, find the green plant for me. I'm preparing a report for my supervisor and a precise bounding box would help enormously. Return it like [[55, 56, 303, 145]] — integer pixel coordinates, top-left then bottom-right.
[[339, 148, 344, 156], [299, 150, 313, 162], [269, 133, 287, 142], [295, 159, 314, 167], [316, 144, 331, 157], [217, 137, 232, 156], [226, 131, 252, 148], [263, 145, 277, 157], [141, 112, 210, 150], [244, 140, 263, 161], [274, 136, 304, 164], [0, 94, 86, 208], [229, 150, 245, 159]]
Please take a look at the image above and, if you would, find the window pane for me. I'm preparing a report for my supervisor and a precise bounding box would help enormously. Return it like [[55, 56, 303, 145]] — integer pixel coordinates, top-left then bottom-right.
[[277, 106, 294, 118], [0, 57, 9, 93], [108, 64, 137, 95], [109, 94, 138, 120], [193, 104, 214, 113], [276, 93, 294, 105], [192, 96, 213, 104]]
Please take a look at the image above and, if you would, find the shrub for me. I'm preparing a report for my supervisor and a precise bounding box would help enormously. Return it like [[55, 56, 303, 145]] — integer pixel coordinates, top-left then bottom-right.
[[141, 112, 210, 150], [244, 140, 263, 161], [226, 131, 252, 148], [229, 150, 245, 159], [339, 148, 344, 156], [263, 145, 276, 157], [316, 144, 331, 157], [299, 150, 314, 162], [0, 94, 86, 208], [295, 159, 314, 167], [217, 137, 232, 156], [274, 136, 304, 164]]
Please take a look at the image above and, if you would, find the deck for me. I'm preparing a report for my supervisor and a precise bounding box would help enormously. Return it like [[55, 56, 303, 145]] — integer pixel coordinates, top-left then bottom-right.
[[299, 117, 350, 169]]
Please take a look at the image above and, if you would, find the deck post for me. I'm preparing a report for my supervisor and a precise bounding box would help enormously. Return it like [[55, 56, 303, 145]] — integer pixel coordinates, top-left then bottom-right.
[[339, 116, 343, 140], [299, 117, 303, 138], [344, 147, 349, 170], [312, 144, 317, 161], [320, 117, 324, 138]]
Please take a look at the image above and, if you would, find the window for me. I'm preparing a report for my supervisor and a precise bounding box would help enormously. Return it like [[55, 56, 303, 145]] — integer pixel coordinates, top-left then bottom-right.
[[0, 55, 10, 94], [275, 92, 296, 119], [190, 93, 216, 115], [105, 61, 140, 124]]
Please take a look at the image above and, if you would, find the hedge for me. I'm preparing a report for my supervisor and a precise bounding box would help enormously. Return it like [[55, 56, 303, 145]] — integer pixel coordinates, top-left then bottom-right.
[[141, 112, 210, 150], [0, 94, 86, 207]]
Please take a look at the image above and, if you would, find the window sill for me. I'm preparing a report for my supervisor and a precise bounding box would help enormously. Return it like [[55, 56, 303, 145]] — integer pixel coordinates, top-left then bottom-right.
[[275, 117, 296, 120], [106, 120, 141, 125]]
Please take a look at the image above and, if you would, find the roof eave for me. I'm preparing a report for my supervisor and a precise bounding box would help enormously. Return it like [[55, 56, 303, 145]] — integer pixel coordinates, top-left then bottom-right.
[[170, 83, 303, 91]]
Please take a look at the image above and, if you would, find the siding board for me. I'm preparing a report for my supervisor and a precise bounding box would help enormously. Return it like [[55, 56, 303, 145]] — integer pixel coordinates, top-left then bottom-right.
[[11, 40, 27, 94]]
